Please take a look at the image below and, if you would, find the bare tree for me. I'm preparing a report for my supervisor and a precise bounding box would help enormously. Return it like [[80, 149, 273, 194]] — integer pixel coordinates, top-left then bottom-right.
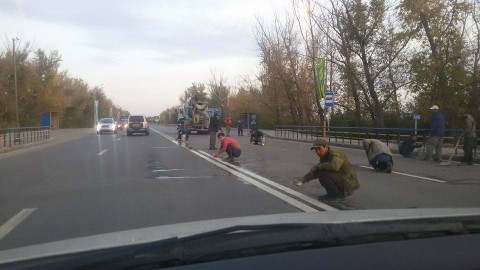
[[208, 69, 231, 116]]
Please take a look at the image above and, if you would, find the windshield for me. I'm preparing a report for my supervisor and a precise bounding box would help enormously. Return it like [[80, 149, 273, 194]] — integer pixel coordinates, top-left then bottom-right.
[[0, 0, 479, 266], [99, 118, 114, 124], [129, 116, 144, 122]]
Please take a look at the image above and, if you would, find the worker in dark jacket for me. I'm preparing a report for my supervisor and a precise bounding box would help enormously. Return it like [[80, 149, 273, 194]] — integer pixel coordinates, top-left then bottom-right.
[[177, 119, 190, 141], [237, 120, 243, 136], [250, 129, 264, 145], [294, 138, 359, 200], [424, 105, 445, 161], [399, 134, 423, 157], [209, 112, 222, 150]]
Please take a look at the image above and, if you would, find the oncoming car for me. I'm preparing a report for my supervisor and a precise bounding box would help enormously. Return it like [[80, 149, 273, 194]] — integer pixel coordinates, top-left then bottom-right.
[[116, 115, 129, 130], [126, 115, 149, 136], [96, 118, 117, 135]]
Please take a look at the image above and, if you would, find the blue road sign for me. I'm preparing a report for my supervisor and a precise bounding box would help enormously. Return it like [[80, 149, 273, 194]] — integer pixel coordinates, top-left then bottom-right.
[[207, 108, 222, 117], [325, 92, 334, 108]]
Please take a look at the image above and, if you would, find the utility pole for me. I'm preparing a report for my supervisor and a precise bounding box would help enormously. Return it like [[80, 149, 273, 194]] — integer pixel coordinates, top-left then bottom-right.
[[13, 38, 19, 129], [13, 37, 21, 143]]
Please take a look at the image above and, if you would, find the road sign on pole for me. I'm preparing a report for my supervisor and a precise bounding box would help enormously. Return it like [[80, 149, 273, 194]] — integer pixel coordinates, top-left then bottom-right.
[[325, 92, 334, 108]]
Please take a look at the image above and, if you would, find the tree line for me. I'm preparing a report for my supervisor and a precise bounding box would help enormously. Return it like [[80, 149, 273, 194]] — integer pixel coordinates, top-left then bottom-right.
[[0, 40, 128, 129], [161, 0, 480, 130]]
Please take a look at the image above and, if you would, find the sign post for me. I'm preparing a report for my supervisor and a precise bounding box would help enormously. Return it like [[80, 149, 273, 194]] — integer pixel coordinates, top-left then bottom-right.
[[413, 114, 421, 135], [324, 92, 334, 137]]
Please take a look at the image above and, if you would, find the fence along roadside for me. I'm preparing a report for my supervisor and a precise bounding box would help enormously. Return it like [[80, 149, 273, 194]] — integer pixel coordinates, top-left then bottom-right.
[[0, 127, 51, 152]]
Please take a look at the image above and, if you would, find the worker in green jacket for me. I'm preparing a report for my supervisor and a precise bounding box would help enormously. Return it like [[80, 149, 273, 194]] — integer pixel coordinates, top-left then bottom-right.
[[294, 138, 360, 200], [457, 108, 477, 165]]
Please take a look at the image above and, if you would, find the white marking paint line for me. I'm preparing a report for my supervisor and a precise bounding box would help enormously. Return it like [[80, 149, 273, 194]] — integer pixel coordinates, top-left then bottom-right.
[[190, 150, 319, 212], [156, 176, 200, 179], [116, 138, 121, 141], [152, 146, 179, 149], [0, 208, 37, 240], [358, 165, 446, 183], [97, 149, 108, 156], [198, 150, 338, 212], [151, 128, 336, 212], [152, 169, 189, 172]]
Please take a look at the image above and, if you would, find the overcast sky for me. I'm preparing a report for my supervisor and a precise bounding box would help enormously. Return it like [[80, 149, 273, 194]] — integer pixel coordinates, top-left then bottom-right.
[[1, 0, 292, 116]]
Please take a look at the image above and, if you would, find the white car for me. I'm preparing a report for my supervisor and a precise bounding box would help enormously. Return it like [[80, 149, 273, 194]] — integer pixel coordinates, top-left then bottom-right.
[[96, 118, 117, 134]]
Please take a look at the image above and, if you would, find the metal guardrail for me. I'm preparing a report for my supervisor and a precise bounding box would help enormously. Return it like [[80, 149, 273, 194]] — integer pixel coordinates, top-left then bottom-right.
[[0, 126, 51, 150], [274, 125, 478, 157]]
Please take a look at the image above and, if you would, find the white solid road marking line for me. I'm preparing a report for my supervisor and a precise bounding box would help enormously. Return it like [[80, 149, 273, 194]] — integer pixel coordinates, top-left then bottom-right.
[[152, 146, 178, 149], [197, 150, 338, 212], [358, 165, 446, 183], [155, 176, 202, 179], [0, 208, 37, 240], [152, 169, 189, 172], [191, 150, 319, 212], [97, 149, 108, 156], [151, 128, 336, 212]]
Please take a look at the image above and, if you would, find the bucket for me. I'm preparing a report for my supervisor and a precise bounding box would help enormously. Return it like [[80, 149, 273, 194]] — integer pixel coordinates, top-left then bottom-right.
[[181, 134, 186, 141], [261, 137, 266, 146]]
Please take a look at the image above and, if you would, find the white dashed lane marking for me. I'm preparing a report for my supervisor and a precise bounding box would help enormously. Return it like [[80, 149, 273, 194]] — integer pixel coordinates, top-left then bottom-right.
[[97, 149, 108, 156], [0, 208, 37, 240]]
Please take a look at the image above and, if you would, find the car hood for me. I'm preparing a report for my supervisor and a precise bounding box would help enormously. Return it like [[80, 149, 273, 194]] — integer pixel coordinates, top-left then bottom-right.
[[1, 208, 479, 264]]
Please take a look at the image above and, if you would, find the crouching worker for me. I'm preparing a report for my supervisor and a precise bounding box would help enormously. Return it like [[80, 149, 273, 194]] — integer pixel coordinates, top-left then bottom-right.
[[399, 134, 423, 157], [363, 139, 393, 173], [250, 129, 264, 145], [294, 138, 359, 200], [212, 132, 241, 162]]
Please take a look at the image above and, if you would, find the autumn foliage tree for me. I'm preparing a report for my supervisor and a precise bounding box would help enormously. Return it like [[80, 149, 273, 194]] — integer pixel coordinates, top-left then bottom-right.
[[160, 0, 479, 129], [0, 40, 128, 128]]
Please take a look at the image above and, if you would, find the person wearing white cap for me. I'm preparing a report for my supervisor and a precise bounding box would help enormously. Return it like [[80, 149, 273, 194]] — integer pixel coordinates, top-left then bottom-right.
[[424, 105, 445, 161]]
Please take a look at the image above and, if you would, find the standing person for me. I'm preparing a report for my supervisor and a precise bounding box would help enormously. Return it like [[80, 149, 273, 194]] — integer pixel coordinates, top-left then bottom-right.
[[212, 132, 241, 162], [362, 139, 394, 173], [424, 105, 445, 161], [399, 134, 423, 157], [457, 108, 476, 166], [225, 116, 232, 137], [176, 119, 190, 141], [209, 112, 222, 150], [294, 138, 359, 199], [237, 120, 243, 136]]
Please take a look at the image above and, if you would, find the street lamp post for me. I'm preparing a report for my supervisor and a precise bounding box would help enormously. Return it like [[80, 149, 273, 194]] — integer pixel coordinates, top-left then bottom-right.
[[93, 84, 103, 128], [13, 38, 19, 129], [12, 38, 21, 143]]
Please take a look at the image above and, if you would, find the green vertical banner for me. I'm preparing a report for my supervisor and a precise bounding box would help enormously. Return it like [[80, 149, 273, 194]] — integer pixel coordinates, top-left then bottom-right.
[[316, 58, 326, 99]]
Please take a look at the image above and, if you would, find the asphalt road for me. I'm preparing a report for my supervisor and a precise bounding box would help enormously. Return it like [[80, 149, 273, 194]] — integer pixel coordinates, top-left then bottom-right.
[[0, 125, 479, 251]]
